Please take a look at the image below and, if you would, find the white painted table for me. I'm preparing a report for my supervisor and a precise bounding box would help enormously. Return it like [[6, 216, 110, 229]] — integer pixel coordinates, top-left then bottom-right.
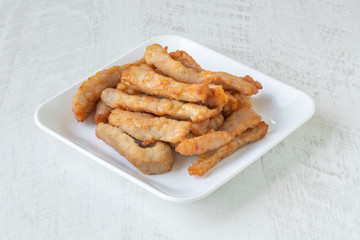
[[1, 0, 359, 239]]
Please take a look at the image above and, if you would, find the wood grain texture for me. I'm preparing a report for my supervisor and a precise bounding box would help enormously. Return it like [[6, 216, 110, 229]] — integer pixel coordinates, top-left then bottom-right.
[[1, 0, 359, 239]]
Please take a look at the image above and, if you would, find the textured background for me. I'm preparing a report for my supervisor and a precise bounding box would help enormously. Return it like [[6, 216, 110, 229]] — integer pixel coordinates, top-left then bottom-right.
[[1, 0, 360, 239]]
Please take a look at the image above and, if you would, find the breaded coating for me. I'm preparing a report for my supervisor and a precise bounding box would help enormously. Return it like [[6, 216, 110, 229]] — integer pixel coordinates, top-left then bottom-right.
[[169, 133, 196, 148], [243, 75, 262, 89], [190, 119, 210, 136], [116, 82, 143, 95], [121, 64, 209, 102], [190, 114, 224, 135], [108, 109, 191, 143], [72, 58, 145, 122], [211, 71, 258, 96], [169, 49, 261, 94], [233, 92, 253, 108], [169, 50, 202, 72], [96, 123, 174, 174], [188, 122, 268, 176], [203, 84, 228, 108], [175, 131, 233, 155], [94, 100, 113, 124], [144, 44, 218, 84], [101, 88, 218, 122], [72, 66, 124, 122], [220, 107, 262, 137], [222, 92, 239, 116], [208, 114, 224, 131]]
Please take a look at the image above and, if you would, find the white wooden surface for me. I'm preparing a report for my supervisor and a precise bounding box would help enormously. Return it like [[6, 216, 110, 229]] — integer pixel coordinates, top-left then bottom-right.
[[1, 0, 360, 239]]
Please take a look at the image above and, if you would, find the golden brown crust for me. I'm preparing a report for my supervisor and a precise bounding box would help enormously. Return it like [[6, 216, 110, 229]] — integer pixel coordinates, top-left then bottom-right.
[[94, 100, 113, 124], [101, 88, 218, 122], [243, 75, 262, 89], [233, 92, 253, 108], [222, 92, 239, 117], [220, 107, 262, 137], [144, 44, 218, 84], [168, 133, 196, 148], [169, 50, 203, 72], [190, 119, 210, 136], [208, 113, 224, 131], [175, 131, 233, 155], [190, 114, 224, 136], [168, 48, 260, 95], [188, 122, 268, 176], [72, 66, 124, 122], [121, 64, 209, 102], [116, 82, 143, 95], [202, 84, 228, 108], [72, 58, 145, 122], [108, 109, 191, 143], [96, 123, 174, 174], [211, 71, 258, 95]]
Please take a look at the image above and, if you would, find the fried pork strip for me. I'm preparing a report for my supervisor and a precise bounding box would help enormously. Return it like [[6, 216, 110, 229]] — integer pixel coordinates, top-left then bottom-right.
[[211, 71, 258, 95], [219, 107, 262, 137], [169, 133, 196, 148], [177, 107, 261, 155], [188, 122, 268, 176], [202, 84, 228, 108], [96, 123, 174, 174], [144, 44, 218, 84], [169, 49, 260, 95], [169, 50, 202, 72], [190, 114, 224, 136], [94, 100, 113, 124], [121, 64, 209, 102], [233, 92, 253, 108], [175, 131, 233, 155], [222, 92, 239, 116], [72, 58, 145, 122], [116, 82, 143, 95], [101, 88, 218, 122], [242, 75, 262, 89], [108, 109, 191, 143], [208, 114, 224, 131]]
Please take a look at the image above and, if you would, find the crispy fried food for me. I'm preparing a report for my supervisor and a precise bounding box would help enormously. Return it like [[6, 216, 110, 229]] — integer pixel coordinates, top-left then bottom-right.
[[222, 92, 239, 116], [243, 75, 262, 89], [169, 50, 202, 72], [108, 109, 191, 143], [211, 71, 258, 96], [94, 100, 113, 124], [190, 114, 224, 135], [220, 107, 262, 137], [203, 84, 228, 108], [72, 66, 124, 122], [169, 133, 196, 148], [190, 119, 210, 136], [169, 49, 261, 94], [72, 58, 145, 122], [121, 64, 209, 102], [144, 44, 218, 84], [233, 92, 253, 108], [209, 113, 224, 131], [178, 107, 260, 155], [188, 122, 268, 176], [101, 88, 218, 122], [96, 123, 174, 174], [175, 131, 233, 155], [116, 82, 143, 95]]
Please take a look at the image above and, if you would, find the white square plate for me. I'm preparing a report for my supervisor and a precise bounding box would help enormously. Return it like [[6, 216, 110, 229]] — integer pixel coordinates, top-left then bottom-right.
[[35, 35, 315, 203]]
